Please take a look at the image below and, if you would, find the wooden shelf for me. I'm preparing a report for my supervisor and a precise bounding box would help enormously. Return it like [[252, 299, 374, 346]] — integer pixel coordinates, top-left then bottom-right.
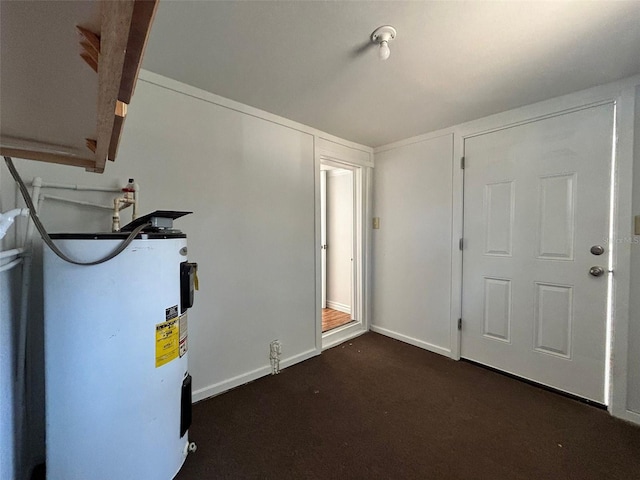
[[0, 0, 158, 173]]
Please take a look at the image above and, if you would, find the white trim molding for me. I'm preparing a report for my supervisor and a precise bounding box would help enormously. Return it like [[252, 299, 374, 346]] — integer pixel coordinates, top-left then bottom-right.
[[192, 348, 319, 403], [317, 138, 373, 168], [370, 325, 452, 358], [322, 323, 367, 350], [139, 70, 374, 157], [608, 86, 635, 421], [317, 146, 372, 351], [326, 300, 351, 314]]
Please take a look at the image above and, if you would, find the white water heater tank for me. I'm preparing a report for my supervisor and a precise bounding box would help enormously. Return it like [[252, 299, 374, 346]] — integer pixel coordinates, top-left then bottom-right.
[[44, 232, 194, 479]]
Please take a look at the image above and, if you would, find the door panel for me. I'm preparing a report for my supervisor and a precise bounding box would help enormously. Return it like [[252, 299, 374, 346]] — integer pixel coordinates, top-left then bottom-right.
[[484, 181, 514, 256], [461, 104, 614, 403], [482, 277, 512, 342]]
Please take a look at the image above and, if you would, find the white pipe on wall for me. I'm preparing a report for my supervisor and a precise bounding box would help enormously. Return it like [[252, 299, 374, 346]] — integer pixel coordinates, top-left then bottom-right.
[[33, 178, 141, 228], [0, 247, 25, 260], [112, 198, 121, 232], [133, 182, 140, 220], [0, 257, 22, 273], [0, 208, 29, 240], [39, 194, 113, 211], [26, 181, 121, 193], [14, 176, 41, 476]]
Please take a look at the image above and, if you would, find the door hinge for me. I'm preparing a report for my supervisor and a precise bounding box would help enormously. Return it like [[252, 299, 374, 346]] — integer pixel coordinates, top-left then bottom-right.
[[460, 156, 465, 169], [458, 318, 462, 331], [459, 238, 464, 250]]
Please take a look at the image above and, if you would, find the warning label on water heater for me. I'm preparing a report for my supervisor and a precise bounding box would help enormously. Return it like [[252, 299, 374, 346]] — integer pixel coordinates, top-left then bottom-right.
[[165, 305, 179, 320], [156, 317, 179, 368], [179, 313, 188, 357]]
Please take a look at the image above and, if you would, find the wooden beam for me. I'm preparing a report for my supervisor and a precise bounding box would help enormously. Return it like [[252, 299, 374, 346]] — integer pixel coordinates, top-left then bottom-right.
[[108, 114, 125, 162], [94, 0, 135, 172], [119, 0, 158, 104], [108, 101, 128, 161], [115, 100, 128, 118], [0, 147, 96, 170]]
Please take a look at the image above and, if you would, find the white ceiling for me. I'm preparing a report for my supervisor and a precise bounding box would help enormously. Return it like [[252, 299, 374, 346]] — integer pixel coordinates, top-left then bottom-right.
[[142, 1, 640, 147]]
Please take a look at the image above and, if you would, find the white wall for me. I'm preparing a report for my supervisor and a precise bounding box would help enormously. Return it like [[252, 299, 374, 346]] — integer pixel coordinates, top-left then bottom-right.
[[371, 134, 454, 356], [0, 71, 372, 477], [628, 85, 640, 415], [326, 170, 352, 312]]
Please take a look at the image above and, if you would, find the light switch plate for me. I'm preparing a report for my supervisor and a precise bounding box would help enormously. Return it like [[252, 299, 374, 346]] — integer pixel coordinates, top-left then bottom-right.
[[372, 217, 380, 229], [635, 215, 640, 235]]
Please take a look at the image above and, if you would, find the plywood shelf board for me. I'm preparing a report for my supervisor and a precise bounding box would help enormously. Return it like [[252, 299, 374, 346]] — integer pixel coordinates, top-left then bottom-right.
[[0, 0, 158, 173], [94, 0, 136, 173], [0, 147, 96, 170], [119, 0, 159, 104]]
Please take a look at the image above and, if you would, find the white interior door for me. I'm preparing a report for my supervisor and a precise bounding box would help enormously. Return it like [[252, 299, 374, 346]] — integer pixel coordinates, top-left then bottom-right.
[[461, 104, 614, 403], [321, 170, 327, 309]]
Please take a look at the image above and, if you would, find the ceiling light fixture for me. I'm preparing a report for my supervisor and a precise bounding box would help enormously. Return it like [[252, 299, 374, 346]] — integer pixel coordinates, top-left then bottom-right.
[[371, 25, 397, 61]]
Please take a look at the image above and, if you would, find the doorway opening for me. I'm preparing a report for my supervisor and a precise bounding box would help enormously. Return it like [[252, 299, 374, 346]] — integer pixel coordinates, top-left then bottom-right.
[[321, 164, 354, 333]]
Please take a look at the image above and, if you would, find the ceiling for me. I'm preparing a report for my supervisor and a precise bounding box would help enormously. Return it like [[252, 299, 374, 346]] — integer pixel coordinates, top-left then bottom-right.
[[142, 1, 640, 148]]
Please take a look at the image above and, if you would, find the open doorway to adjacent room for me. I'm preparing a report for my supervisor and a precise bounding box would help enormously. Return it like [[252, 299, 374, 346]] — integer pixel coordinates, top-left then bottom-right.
[[320, 163, 355, 333]]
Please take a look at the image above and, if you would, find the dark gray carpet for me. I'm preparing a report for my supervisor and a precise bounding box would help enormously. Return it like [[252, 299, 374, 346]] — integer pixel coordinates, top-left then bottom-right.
[[175, 332, 640, 479]]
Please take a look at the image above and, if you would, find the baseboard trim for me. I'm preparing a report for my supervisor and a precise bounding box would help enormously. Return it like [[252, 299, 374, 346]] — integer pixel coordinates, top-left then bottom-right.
[[192, 347, 319, 403], [322, 322, 366, 350], [617, 408, 640, 426], [370, 325, 452, 358], [326, 300, 351, 314]]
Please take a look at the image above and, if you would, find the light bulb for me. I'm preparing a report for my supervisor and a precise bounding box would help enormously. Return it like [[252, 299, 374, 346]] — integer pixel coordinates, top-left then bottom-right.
[[378, 40, 390, 60]]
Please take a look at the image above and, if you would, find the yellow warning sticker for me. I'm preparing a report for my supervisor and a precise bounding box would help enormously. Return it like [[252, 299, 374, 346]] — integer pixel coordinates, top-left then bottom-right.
[[156, 317, 179, 368]]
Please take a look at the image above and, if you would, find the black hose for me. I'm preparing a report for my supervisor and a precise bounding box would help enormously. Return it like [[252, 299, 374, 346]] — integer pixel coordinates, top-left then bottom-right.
[[4, 156, 149, 266]]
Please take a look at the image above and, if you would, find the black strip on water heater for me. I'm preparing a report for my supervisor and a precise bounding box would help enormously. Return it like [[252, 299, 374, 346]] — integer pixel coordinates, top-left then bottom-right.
[[180, 374, 192, 438], [180, 262, 197, 313]]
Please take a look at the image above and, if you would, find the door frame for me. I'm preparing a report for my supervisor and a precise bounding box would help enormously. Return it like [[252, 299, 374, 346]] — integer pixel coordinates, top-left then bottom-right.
[[321, 166, 356, 321], [450, 80, 637, 422], [460, 103, 615, 404], [315, 146, 370, 351], [320, 170, 327, 309]]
